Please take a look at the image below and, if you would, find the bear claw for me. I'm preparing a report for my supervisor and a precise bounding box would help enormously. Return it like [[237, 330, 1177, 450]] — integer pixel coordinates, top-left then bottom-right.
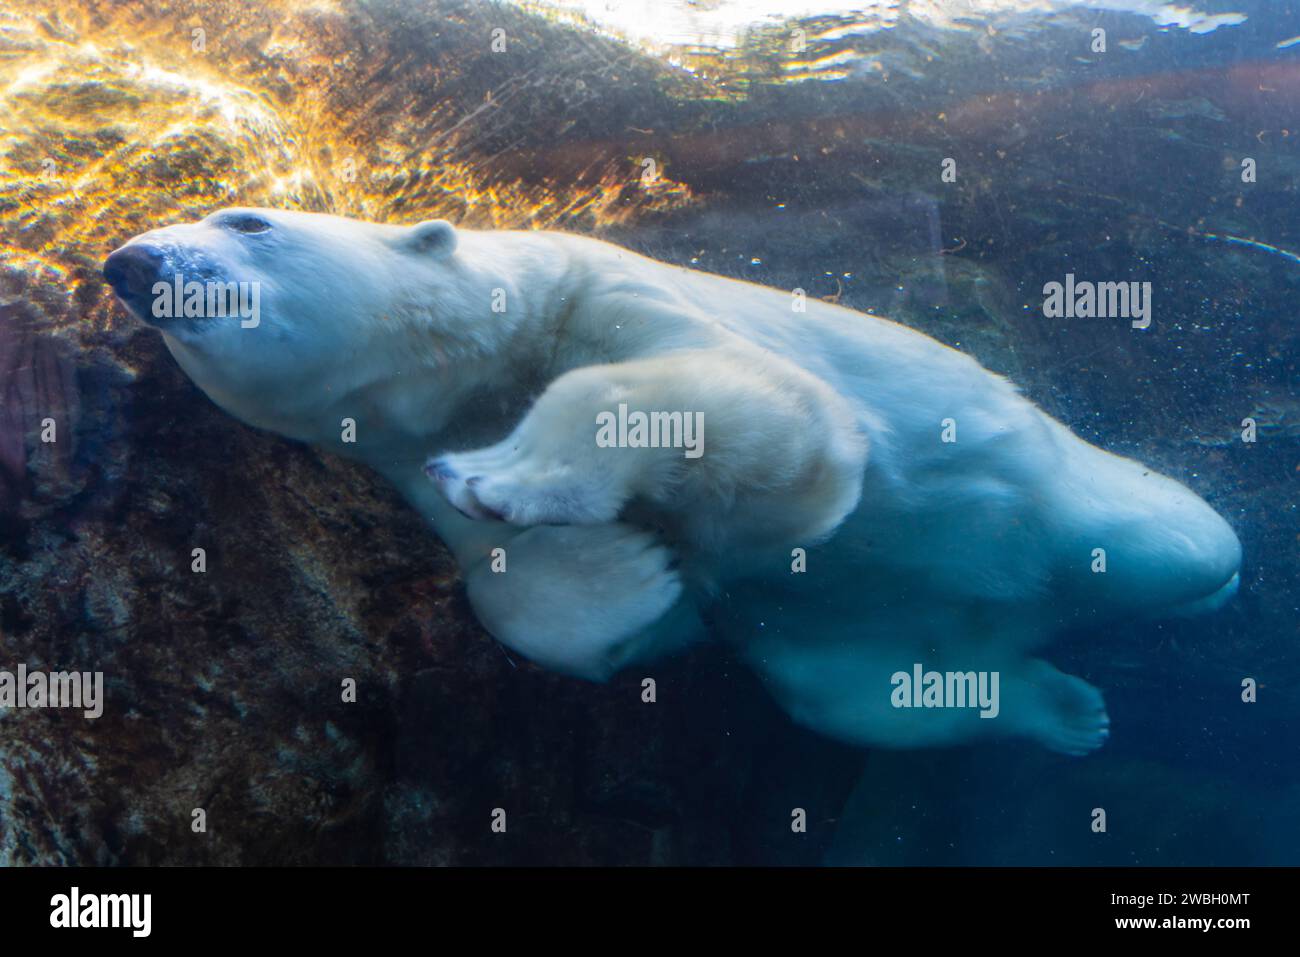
[[425, 447, 618, 526], [425, 457, 506, 522]]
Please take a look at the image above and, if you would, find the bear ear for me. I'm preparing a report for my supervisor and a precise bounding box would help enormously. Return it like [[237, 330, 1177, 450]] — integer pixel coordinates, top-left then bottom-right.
[[401, 219, 457, 259]]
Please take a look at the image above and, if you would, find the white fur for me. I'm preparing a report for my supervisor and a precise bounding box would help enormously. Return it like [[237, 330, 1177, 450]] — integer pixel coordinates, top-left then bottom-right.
[[110, 208, 1243, 753]]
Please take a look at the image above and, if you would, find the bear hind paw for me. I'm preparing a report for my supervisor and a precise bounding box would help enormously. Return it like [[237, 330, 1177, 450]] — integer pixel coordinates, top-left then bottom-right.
[[1019, 662, 1110, 757]]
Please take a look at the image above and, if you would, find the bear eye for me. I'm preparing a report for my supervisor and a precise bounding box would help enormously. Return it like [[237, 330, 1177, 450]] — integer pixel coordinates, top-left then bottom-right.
[[222, 214, 272, 235]]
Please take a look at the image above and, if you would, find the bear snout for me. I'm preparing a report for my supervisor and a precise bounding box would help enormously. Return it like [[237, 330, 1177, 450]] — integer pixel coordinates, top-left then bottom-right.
[[104, 243, 168, 319]]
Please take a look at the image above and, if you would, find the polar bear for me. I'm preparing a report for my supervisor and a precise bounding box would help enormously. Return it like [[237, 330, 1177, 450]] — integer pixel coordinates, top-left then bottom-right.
[[104, 207, 1242, 755]]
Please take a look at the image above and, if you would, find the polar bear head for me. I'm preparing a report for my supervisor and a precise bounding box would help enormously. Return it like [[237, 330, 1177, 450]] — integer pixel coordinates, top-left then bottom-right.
[[104, 207, 474, 443]]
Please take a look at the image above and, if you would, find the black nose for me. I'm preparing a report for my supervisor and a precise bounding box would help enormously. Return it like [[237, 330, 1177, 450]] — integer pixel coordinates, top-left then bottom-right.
[[104, 244, 167, 299]]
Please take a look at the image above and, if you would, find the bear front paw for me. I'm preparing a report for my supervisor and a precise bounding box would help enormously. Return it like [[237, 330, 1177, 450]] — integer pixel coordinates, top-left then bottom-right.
[[425, 449, 621, 526], [463, 523, 684, 680]]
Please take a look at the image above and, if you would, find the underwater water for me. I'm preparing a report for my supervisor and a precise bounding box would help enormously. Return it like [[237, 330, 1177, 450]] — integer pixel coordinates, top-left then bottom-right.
[[0, 0, 1296, 868]]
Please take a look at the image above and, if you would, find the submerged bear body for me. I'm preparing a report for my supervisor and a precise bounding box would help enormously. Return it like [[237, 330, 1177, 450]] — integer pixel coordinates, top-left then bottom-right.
[[104, 208, 1241, 755]]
